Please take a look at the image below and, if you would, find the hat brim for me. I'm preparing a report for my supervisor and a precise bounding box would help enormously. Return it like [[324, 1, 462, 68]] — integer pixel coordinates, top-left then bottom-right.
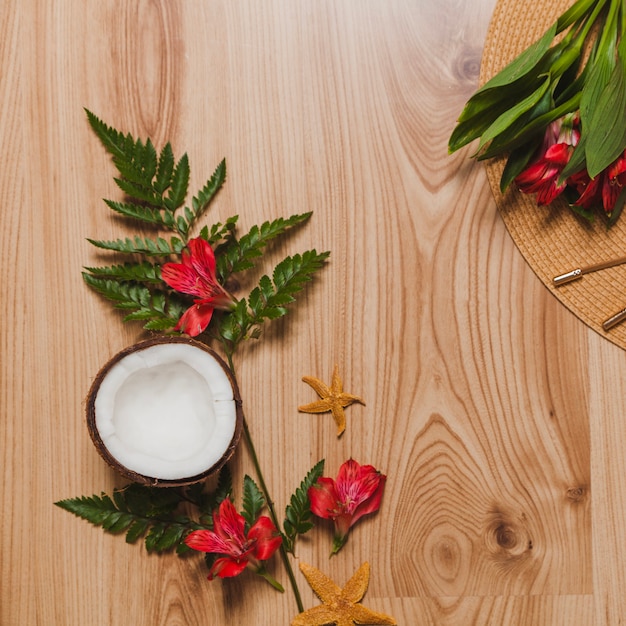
[[480, 0, 626, 350]]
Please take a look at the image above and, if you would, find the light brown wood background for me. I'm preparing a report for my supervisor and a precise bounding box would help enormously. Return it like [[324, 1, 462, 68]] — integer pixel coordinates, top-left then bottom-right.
[[2, 0, 625, 624]]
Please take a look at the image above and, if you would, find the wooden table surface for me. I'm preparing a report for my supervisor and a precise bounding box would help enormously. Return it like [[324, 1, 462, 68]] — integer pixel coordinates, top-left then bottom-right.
[[3, 1, 626, 624]]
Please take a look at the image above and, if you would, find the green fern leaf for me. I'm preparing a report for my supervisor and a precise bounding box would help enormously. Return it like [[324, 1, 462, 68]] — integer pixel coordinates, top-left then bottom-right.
[[282, 459, 325, 555], [155, 142, 175, 194], [113, 177, 160, 206], [87, 235, 185, 256], [103, 199, 171, 227], [82, 274, 186, 330], [241, 475, 265, 529], [83, 261, 162, 283], [190, 158, 226, 219], [216, 212, 312, 281], [164, 153, 190, 211], [125, 519, 150, 544], [217, 249, 329, 354], [111, 137, 157, 187], [85, 109, 130, 160], [203, 215, 239, 245]]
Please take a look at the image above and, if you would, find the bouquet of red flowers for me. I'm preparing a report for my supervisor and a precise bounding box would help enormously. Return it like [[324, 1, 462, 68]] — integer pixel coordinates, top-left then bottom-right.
[[449, 0, 626, 224]]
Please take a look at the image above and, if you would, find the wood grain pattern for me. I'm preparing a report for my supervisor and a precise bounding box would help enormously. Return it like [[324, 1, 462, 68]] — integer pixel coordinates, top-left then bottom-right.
[[3, 0, 626, 624]]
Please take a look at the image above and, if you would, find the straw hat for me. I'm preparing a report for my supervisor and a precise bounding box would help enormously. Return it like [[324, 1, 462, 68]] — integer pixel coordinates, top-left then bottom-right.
[[480, 0, 626, 350]]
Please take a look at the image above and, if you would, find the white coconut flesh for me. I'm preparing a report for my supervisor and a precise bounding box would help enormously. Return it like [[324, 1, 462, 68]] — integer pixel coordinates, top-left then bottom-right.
[[93, 343, 237, 480]]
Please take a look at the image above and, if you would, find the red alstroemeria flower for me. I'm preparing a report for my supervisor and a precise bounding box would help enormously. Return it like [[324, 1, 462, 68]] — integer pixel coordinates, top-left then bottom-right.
[[184, 498, 283, 581], [161, 237, 235, 337], [569, 150, 626, 216], [515, 112, 581, 205], [309, 458, 386, 555]]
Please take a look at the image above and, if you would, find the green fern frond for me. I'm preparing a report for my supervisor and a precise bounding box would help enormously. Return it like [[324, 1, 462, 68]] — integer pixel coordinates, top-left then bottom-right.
[[216, 212, 313, 281], [81, 274, 186, 330], [83, 261, 162, 283], [103, 200, 175, 229], [55, 484, 196, 553], [241, 475, 266, 529], [190, 158, 226, 219], [282, 459, 325, 555], [217, 249, 329, 353], [86, 235, 185, 256]]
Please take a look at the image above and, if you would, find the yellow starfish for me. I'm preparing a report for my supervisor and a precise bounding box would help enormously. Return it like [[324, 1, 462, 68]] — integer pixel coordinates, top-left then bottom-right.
[[292, 562, 396, 626], [298, 365, 365, 436]]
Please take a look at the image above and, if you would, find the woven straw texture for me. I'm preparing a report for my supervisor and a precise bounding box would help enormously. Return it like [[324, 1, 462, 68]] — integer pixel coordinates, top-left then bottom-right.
[[481, 0, 626, 350]]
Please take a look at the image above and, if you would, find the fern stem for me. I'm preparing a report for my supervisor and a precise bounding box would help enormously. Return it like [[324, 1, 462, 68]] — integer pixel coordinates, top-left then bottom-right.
[[226, 353, 303, 613]]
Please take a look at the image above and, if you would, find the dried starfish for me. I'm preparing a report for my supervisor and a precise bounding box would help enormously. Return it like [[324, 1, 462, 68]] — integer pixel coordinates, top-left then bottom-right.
[[298, 365, 365, 436], [292, 561, 396, 626]]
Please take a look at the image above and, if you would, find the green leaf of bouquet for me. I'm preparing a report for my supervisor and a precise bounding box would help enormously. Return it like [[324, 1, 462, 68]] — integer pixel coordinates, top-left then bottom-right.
[[241, 475, 266, 529], [585, 55, 626, 178], [580, 52, 615, 127], [448, 97, 516, 153], [499, 138, 542, 192], [556, 0, 604, 32], [282, 459, 325, 555], [475, 77, 551, 155], [473, 22, 557, 96], [449, 26, 568, 154], [479, 88, 582, 162]]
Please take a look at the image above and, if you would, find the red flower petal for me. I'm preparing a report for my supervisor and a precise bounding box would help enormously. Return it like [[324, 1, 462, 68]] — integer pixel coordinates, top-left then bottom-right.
[[184, 529, 231, 554], [209, 556, 248, 579], [336, 460, 383, 509], [161, 258, 204, 297], [309, 477, 339, 520], [174, 302, 215, 337], [248, 516, 282, 561], [213, 499, 247, 551], [187, 237, 217, 280], [350, 473, 386, 526]]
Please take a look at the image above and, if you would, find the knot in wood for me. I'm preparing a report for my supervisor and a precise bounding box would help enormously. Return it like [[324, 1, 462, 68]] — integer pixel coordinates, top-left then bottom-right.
[[566, 486, 587, 503], [484, 508, 533, 562], [452, 47, 482, 84], [494, 523, 517, 550]]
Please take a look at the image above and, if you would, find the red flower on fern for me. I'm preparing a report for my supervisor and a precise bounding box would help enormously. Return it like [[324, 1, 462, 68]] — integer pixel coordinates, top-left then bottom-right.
[[309, 458, 386, 554], [184, 498, 282, 580], [161, 237, 235, 337]]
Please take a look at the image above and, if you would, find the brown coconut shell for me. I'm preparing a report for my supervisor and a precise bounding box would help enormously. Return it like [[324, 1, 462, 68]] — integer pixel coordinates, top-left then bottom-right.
[[86, 336, 243, 487]]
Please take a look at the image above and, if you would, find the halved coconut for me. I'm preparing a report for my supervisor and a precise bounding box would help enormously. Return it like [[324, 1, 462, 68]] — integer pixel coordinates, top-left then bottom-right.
[[86, 337, 242, 486]]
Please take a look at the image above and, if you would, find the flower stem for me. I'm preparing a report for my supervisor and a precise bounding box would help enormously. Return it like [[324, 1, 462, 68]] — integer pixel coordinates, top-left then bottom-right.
[[225, 352, 304, 613], [256, 567, 286, 593]]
